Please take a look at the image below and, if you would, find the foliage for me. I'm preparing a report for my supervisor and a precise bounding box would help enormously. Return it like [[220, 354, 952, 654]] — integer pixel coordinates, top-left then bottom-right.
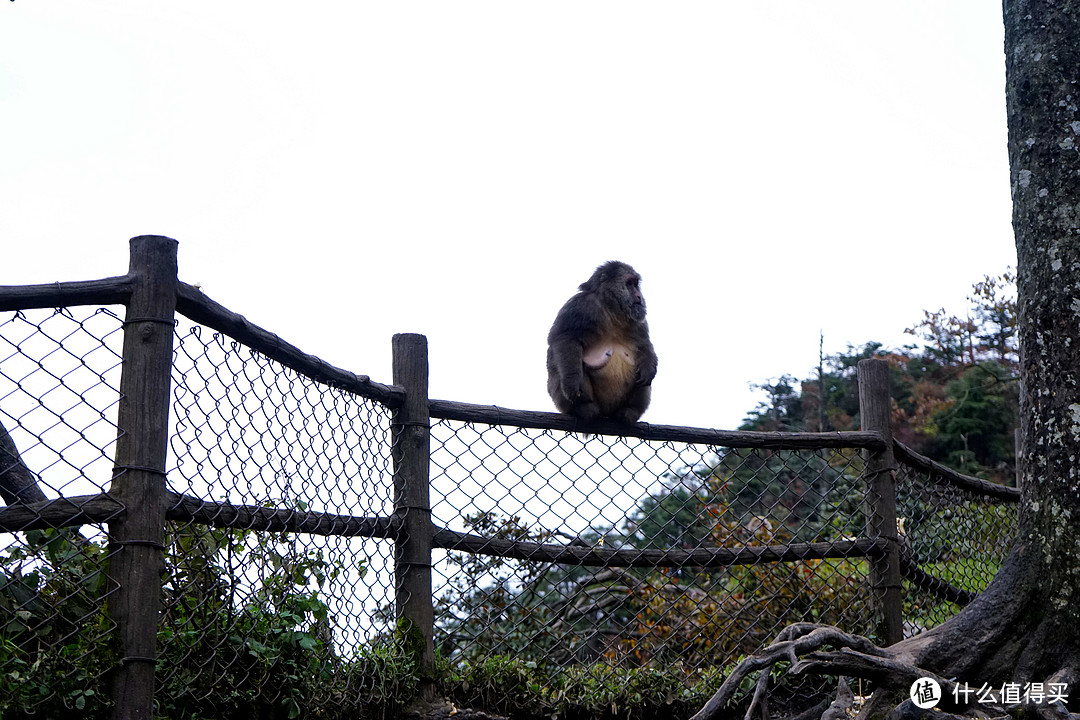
[[898, 499, 1013, 632], [435, 511, 567, 663], [0, 529, 114, 719], [744, 375, 803, 431], [0, 524, 417, 720], [926, 362, 1016, 474], [741, 269, 1019, 485], [442, 653, 729, 720], [437, 461, 872, 679], [157, 524, 345, 719], [609, 469, 872, 667]]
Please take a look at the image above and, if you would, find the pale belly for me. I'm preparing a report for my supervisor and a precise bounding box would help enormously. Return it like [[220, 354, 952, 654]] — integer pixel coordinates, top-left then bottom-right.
[[584, 343, 635, 414]]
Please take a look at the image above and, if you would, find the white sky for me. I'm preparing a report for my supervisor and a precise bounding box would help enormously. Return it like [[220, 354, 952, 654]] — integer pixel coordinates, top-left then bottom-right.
[[0, 2, 1016, 431]]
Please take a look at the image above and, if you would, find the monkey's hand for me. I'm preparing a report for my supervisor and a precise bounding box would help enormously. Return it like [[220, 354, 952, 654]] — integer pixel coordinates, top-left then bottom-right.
[[560, 375, 585, 403], [635, 356, 658, 387], [560, 373, 599, 420]]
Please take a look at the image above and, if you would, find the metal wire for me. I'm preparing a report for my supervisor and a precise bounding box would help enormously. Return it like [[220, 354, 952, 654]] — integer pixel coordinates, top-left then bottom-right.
[[0, 305, 1020, 717], [159, 318, 401, 715], [897, 462, 1017, 633], [430, 421, 876, 676], [0, 307, 124, 716]]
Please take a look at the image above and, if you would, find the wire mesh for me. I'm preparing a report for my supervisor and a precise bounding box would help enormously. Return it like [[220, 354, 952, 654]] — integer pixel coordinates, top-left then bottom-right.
[[430, 420, 876, 683], [159, 318, 403, 718], [897, 463, 1017, 634], [0, 307, 125, 717], [0, 303, 1024, 719]]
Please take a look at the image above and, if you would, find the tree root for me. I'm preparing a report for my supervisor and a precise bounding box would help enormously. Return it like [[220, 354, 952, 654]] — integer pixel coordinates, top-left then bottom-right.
[[691, 623, 888, 720], [689, 623, 1076, 720]]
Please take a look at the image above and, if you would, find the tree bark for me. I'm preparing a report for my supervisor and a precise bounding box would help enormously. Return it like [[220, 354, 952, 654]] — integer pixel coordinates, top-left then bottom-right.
[[0, 419, 46, 505], [844, 0, 1080, 686], [1004, 0, 1080, 624], [693, 3, 1080, 718]]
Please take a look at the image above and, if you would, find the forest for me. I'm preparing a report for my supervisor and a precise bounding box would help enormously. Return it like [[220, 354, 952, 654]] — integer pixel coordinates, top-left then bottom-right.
[[743, 269, 1017, 483]]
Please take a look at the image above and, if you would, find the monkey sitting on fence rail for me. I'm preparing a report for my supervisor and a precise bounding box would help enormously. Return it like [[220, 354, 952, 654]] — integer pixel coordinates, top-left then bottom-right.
[[546, 261, 657, 423]]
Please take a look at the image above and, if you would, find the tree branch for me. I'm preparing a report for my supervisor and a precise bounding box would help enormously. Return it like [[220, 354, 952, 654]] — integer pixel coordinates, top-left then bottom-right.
[[0, 418, 46, 505]]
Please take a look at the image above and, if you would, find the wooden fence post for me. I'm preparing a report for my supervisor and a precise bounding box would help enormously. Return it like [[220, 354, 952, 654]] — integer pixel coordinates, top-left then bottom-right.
[[857, 358, 903, 646], [108, 236, 179, 720], [391, 333, 436, 701]]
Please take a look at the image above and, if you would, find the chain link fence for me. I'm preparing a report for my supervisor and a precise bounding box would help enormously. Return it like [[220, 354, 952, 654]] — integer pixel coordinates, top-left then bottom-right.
[[894, 449, 1019, 635], [0, 307, 124, 716], [430, 423, 876, 675], [0, 239, 1020, 719], [159, 318, 405, 717]]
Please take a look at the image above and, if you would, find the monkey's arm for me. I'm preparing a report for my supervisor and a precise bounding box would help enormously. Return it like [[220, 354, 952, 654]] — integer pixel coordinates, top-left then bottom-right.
[[549, 338, 588, 398], [635, 338, 658, 387], [547, 294, 603, 400]]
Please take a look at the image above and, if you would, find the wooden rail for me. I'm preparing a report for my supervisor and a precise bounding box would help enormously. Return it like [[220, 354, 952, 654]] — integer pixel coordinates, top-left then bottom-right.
[[0, 275, 133, 311], [433, 528, 886, 567], [176, 281, 404, 408], [894, 441, 1020, 502], [430, 398, 887, 449]]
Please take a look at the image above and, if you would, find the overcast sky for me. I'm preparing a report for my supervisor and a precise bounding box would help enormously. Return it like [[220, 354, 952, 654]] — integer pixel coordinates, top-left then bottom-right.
[[0, 2, 1016, 431]]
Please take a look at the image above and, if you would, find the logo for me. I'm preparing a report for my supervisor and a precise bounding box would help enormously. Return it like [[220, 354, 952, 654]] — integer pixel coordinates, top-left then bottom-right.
[[911, 677, 942, 709]]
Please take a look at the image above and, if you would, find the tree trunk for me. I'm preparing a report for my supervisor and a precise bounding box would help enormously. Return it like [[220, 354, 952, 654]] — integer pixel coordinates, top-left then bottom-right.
[[863, 0, 1080, 684], [883, 0, 1080, 688], [1003, 0, 1080, 619], [0, 419, 46, 505], [694, 3, 1080, 717]]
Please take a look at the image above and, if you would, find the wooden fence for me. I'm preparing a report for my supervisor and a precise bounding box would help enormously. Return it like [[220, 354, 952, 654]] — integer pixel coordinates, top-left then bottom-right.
[[0, 236, 1019, 719]]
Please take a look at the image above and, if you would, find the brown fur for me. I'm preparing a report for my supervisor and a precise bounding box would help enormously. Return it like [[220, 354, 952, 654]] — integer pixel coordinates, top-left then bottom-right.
[[546, 262, 657, 423]]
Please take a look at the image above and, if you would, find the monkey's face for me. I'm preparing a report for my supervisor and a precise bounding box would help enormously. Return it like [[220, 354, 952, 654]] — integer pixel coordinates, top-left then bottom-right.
[[585, 260, 647, 322], [622, 272, 646, 321]]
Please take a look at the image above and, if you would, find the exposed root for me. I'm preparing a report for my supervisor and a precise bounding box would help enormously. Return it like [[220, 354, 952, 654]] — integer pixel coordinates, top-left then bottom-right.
[[818, 678, 854, 720], [793, 648, 954, 693], [692, 620, 1080, 720], [690, 623, 960, 720]]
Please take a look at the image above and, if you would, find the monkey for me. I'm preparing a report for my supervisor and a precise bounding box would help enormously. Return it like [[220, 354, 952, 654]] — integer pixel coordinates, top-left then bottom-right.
[[546, 261, 657, 423]]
